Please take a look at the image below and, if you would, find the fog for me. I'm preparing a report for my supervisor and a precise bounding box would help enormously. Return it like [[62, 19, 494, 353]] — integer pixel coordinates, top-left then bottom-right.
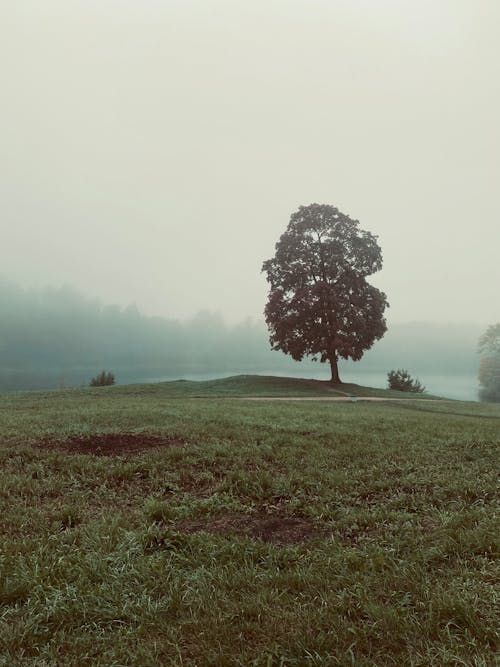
[[1, 2, 498, 399], [2, 0, 499, 327], [0, 278, 482, 399]]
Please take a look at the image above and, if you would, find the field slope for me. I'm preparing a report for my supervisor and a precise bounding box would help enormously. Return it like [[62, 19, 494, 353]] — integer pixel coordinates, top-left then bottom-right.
[[0, 377, 498, 666]]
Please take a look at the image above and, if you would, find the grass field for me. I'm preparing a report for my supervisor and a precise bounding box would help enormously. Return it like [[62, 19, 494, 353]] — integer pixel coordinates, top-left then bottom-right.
[[0, 376, 498, 666]]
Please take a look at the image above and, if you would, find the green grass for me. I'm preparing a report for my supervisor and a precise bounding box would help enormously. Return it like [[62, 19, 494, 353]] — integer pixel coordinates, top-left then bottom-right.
[[149, 374, 444, 398], [0, 374, 445, 402], [0, 377, 498, 665]]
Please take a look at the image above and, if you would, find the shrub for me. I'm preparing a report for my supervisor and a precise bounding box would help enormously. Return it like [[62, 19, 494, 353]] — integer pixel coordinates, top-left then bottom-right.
[[89, 370, 115, 387], [387, 369, 425, 393]]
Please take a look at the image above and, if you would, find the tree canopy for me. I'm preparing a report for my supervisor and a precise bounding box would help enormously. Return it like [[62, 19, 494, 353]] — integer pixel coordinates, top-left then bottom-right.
[[262, 204, 388, 382]]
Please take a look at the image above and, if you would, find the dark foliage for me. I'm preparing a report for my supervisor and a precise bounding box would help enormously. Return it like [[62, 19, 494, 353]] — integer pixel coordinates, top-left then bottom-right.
[[387, 369, 426, 393], [89, 370, 115, 387], [262, 204, 388, 382]]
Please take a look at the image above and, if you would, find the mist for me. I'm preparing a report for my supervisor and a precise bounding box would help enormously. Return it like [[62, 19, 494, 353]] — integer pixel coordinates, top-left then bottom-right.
[[0, 278, 481, 399], [1, 0, 499, 327]]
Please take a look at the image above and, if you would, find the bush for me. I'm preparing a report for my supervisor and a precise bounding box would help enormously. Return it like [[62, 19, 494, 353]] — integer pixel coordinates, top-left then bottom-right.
[[89, 370, 115, 387], [387, 369, 425, 393]]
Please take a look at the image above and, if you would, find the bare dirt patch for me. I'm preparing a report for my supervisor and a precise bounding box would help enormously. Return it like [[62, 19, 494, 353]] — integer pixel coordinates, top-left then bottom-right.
[[179, 512, 323, 545], [37, 433, 186, 457]]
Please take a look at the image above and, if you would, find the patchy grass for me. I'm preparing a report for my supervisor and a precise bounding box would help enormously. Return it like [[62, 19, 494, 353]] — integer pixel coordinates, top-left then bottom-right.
[[0, 377, 498, 665], [37, 432, 187, 457], [178, 512, 323, 545]]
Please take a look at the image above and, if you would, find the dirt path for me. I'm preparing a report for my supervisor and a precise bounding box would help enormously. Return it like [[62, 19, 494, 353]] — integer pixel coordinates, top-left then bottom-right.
[[239, 396, 451, 402]]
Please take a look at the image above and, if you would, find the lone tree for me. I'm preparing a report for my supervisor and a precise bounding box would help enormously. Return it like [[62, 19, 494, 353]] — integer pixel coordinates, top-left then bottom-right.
[[478, 324, 500, 402], [262, 203, 388, 383]]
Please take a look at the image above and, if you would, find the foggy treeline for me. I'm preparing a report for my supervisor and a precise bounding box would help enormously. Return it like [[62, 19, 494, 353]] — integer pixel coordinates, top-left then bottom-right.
[[0, 279, 273, 390], [0, 278, 481, 393]]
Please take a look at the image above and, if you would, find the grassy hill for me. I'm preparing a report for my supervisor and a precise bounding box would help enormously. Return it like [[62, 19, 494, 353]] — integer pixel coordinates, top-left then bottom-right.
[[13, 373, 443, 400], [150, 374, 443, 398], [0, 377, 498, 665]]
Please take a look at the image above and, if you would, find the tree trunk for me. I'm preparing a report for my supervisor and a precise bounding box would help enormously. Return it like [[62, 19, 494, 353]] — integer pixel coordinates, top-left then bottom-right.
[[329, 355, 341, 384]]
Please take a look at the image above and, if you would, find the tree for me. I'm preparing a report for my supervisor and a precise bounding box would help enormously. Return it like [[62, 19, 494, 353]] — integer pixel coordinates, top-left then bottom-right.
[[387, 369, 425, 393], [262, 204, 388, 383], [479, 324, 500, 356], [478, 324, 500, 402], [89, 370, 115, 387]]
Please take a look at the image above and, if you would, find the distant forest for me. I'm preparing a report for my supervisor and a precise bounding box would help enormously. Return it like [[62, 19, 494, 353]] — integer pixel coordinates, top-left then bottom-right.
[[0, 278, 481, 392]]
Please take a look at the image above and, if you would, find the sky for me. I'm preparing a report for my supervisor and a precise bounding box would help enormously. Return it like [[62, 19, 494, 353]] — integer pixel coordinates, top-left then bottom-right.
[[1, 0, 499, 325]]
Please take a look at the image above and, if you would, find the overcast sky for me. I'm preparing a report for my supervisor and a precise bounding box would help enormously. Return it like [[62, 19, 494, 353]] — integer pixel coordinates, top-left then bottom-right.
[[2, 0, 499, 324]]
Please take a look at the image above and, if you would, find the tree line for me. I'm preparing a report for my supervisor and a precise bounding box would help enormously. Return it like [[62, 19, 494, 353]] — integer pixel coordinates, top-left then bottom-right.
[[0, 278, 280, 390]]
